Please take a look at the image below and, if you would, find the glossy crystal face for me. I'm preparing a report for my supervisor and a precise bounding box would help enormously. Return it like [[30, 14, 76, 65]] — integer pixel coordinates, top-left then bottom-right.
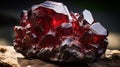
[[13, 1, 108, 62]]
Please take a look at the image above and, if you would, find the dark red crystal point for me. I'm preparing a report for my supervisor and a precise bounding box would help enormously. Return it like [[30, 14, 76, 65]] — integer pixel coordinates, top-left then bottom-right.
[[13, 1, 108, 62]]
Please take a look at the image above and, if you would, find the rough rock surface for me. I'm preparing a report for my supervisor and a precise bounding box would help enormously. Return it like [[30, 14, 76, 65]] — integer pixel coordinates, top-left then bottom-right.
[[0, 46, 120, 67], [0, 46, 23, 67]]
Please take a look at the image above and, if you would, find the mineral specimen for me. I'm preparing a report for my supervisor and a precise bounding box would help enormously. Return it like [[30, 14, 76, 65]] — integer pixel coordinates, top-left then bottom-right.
[[13, 1, 108, 62]]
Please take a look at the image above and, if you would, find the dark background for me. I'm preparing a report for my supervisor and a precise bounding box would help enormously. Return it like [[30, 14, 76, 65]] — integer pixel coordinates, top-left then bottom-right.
[[0, 0, 120, 49]]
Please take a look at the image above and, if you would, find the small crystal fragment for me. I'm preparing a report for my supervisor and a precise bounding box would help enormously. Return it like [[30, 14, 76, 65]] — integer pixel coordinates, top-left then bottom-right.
[[90, 22, 107, 35], [82, 9, 94, 24]]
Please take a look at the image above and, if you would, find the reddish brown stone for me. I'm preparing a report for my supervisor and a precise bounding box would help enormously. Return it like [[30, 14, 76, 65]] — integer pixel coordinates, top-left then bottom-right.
[[13, 1, 108, 62]]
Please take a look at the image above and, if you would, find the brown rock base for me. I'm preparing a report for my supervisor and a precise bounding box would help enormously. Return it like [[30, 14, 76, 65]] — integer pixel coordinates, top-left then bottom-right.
[[0, 46, 120, 67]]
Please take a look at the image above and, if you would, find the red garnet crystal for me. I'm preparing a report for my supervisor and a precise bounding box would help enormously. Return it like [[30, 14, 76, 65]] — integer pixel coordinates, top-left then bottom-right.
[[13, 1, 108, 62]]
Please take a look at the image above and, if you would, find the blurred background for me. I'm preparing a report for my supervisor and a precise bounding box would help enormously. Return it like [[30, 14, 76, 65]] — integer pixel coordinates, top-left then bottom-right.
[[0, 0, 120, 49]]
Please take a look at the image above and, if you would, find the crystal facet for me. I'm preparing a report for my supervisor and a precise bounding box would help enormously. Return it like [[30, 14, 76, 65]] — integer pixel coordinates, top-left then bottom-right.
[[90, 22, 107, 35], [13, 1, 108, 62], [83, 9, 94, 24]]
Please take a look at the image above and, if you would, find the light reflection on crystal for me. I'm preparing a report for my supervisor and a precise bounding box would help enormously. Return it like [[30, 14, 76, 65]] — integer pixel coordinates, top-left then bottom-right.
[[90, 22, 107, 35], [83, 9, 94, 24]]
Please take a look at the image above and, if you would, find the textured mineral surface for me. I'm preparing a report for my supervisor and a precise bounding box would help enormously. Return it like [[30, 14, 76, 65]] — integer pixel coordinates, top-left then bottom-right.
[[0, 46, 23, 67], [13, 1, 108, 62], [1, 46, 120, 67]]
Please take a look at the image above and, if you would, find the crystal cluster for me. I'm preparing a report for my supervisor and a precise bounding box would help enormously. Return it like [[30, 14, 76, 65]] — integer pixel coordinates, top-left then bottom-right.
[[13, 1, 108, 62]]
